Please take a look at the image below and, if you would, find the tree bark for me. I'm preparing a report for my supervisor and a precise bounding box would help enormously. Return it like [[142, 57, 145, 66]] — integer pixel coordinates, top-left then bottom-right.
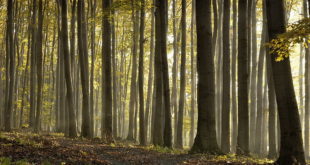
[[231, 0, 238, 152], [266, 0, 306, 164], [191, 0, 220, 153], [102, 0, 113, 143], [237, 0, 249, 155], [77, 0, 91, 138], [221, 0, 230, 154], [89, 0, 97, 138], [34, 0, 44, 132], [127, 0, 138, 141], [189, 0, 196, 147], [60, 0, 78, 138], [29, 0, 37, 128], [176, 0, 186, 149], [4, 0, 15, 132], [138, 0, 146, 146]]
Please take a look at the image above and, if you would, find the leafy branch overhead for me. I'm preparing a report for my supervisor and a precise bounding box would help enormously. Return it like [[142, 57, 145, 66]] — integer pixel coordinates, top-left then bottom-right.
[[268, 18, 310, 61]]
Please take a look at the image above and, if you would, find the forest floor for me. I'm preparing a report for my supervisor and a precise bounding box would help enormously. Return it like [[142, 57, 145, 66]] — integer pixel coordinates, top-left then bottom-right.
[[0, 131, 279, 165]]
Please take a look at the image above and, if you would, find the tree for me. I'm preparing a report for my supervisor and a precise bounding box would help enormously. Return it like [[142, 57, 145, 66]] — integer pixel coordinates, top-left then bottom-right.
[[102, 0, 113, 143], [77, 0, 91, 138], [153, 0, 171, 147], [138, 0, 146, 146], [237, 0, 249, 155], [189, 0, 196, 147], [127, 0, 138, 141], [161, 0, 172, 148], [231, 0, 238, 152], [221, 0, 230, 154], [60, 0, 78, 138], [144, 0, 155, 143], [176, 0, 186, 149], [34, 0, 44, 132], [266, 0, 306, 164], [29, 0, 37, 128], [304, 0, 310, 159], [4, 0, 15, 132], [191, 0, 220, 153], [171, 0, 179, 147], [255, 4, 267, 154]]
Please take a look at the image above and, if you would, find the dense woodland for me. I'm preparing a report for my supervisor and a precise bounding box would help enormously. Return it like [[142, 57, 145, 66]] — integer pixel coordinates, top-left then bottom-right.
[[0, 0, 310, 164]]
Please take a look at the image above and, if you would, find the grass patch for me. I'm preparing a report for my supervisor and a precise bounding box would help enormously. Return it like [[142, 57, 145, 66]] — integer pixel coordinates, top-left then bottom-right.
[[197, 154, 273, 164], [147, 145, 186, 154], [0, 157, 31, 165]]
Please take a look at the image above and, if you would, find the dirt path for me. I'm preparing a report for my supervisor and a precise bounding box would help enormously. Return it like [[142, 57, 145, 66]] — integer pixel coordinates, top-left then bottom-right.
[[0, 132, 272, 165]]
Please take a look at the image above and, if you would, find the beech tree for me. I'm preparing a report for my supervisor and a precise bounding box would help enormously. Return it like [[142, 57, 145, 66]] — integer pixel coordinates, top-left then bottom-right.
[[266, 0, 306, 164]]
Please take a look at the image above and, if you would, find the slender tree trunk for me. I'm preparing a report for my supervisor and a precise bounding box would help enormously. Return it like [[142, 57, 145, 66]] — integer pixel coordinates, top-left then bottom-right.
[[138, 0, 146, 146], [221, 0, 230, 154], [191, 0, 220, 153], [255, 11, 266, 155], [249, 0, 258, 152], [231, 0, 238, 152], [304, 0, 310, 159], [77, 0, 91, 138], [189, 0, 196, 147], [4, 0, 15, 132], [153, 0, 165, 146], [176, 0, 186, 149], [161, 0, 172, 148], [111, 0, 118, 139], [90, 0, 97, 138], [171, 0, 179, 147], [237, 0, 249, 155], [266, 0, 306, 164], [127, 0, 138, 141], [266, 20, 277, 158], [34, 0, 44, 133], [60, 0, 77, 138], [29, 0, 37, 128], [144, 0, 155, 143], [102, 0, 113, 143]]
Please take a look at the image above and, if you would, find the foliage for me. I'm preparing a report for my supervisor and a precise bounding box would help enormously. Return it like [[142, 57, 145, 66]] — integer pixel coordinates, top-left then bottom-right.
[[0, 157, 31, 165], [147, 145, 186, 154], [267, 18, 310, 61]]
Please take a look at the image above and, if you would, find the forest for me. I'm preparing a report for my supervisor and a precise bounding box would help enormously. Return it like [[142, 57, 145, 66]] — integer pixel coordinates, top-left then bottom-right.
[[0, 0, 309, 164]]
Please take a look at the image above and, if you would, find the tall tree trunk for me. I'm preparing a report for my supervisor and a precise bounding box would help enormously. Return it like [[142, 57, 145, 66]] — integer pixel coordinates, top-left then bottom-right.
[[127, 0, 138, 141], [90, 0, 97, 138], [34, 0, 44, 133], [304, 0, 310, 159], [144, 0, 155, 143], [138, 0, 146, 146], [189, 0, 196, 147], [161, 0, 172, 148], [176, 0, 186, 149], [221, 0, 230, 154], [111, 0, 118, 139], [77, 0, 91, 138], [171, 0, 179, 147], [237, 0, 249, 155], [249, 0, 258, 152], [231, 0, 238, 152], [102, 0, 113, 143], [60, 0, 78, 138], [266, 0, 306, 164], [4, 0, 15, 132], [191, 0, 220, 153], [153, 0, 165, 146], [266, 19, 277, 158], [255, 11, 266, 155], [29, 0, 37, 128]]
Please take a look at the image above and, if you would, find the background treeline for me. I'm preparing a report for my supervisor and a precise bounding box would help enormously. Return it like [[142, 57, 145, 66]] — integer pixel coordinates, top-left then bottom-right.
[[0, 0, 309, 164]]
